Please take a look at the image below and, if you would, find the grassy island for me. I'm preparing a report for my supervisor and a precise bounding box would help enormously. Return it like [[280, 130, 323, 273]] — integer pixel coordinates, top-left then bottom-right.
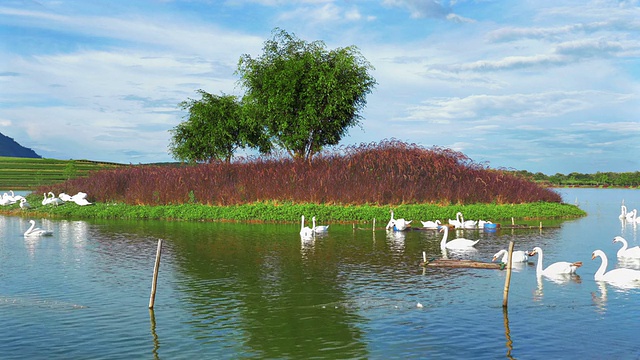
[[3, 141, 586, 223]]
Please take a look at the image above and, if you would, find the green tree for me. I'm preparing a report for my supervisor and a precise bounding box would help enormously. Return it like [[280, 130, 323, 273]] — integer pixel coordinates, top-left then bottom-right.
[[236, 28, 377, 162], [169, 90, 269, 163]]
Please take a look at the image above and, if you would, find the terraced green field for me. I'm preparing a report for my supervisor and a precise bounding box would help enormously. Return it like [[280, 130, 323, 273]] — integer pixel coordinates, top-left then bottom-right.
[[0, 157, 124, 190]]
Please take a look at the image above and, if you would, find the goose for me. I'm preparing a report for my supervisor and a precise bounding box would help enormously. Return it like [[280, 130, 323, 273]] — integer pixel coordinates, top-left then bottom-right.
[[528, 246, 582, 276], [19, 198, 31, 209], [311, 216, 329, 233], [46, 192, 64, 206], [492, 249, 529, 263], [613, 236, 640, 258], [439, 225, 479, 250], [300, 215, 313, 237], [592, 249, 640, 285], [619, 204, 627, 219], [420, 219, 441, 229], [24, 220, 53, 237], [386, 210, 411, 231]]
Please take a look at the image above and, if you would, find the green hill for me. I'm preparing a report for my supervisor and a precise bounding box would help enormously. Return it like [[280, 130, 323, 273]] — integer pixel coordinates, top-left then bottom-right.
[[0, 157, 125, 190]]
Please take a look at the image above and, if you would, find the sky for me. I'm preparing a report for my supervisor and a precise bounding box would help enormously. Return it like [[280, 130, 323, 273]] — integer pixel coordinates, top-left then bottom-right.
[[1, 0, 639, 175]]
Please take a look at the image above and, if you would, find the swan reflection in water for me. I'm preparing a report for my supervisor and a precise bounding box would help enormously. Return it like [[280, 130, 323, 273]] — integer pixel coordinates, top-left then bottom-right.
[[386, 229, 406, 254], [533, 273, 582, 301]]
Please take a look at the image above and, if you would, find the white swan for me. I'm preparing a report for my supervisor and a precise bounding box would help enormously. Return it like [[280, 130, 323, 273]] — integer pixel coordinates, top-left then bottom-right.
[[41, 192, 51, 205], [311, 216, 329, 233], [19, 198, 31, 209], [613, 236, 640, 258], [420, 219, 441, 229], [492, 249, 529, 263], [300, 215, 313, 237], [386, 210, 411, 231], [46, 192, 64, 206], [0, 194, 12, 206], [439, 225, 479, 250], [458, 212, 478, 229], [625, 208, 637, 222], [619, 204, 627, 219], [73, 197, 92, 206], [59, 192, 72, 202], [592, 249, 640, 285], [448, 212, 463, 228], [24, 220, 53, 237], [528, 246, 582, 276]]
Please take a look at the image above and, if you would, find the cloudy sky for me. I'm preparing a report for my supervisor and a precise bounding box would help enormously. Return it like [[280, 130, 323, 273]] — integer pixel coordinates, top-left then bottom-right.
[[1, 0, 638, 174]]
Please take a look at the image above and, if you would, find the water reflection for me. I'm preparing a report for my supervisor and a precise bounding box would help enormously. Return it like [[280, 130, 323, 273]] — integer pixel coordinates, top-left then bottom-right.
[[385, 229, 406, 254], [149, 309, 160, 360], [534, 274, 582, 301], [503, 307, 515, 360]]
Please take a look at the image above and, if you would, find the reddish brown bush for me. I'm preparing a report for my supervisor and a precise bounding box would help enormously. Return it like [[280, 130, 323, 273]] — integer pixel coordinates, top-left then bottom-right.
[[40, 139, 561, 205]]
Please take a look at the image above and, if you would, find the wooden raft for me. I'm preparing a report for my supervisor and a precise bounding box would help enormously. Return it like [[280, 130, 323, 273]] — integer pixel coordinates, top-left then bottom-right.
[[420, 258, 505, 270]]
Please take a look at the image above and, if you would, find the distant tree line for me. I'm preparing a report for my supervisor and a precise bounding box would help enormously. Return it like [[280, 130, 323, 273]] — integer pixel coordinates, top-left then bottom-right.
[[510, 170, 640, 187]]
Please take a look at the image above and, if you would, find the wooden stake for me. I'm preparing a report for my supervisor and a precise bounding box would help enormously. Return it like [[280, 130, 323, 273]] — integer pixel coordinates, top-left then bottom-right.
[[502, 240, 515, 308], [148, 239, 163, 309]]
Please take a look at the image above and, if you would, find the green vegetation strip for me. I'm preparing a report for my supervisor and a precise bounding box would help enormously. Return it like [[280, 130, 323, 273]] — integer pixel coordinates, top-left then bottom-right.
[[0, 156, 124, 190], [1, 196, 586, 223]]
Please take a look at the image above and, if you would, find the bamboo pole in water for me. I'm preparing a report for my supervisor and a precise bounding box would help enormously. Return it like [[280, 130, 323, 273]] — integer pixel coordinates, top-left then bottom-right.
[[148, 239, 163, 309], [502, 241, 515, 308]]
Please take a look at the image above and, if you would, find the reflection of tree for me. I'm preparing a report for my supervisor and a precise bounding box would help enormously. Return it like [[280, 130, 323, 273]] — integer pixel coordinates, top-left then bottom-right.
[[164, 221, 368, 358]]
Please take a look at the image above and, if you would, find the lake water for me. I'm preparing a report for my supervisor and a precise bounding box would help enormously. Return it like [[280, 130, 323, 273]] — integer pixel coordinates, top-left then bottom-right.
[[1, 188, 639, 359]]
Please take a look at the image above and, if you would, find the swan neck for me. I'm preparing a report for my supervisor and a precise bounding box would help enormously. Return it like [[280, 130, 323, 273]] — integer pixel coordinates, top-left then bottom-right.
[[440, 227, 448, 249], [595, 253, 607, 279], [535, 249, 544, 274]]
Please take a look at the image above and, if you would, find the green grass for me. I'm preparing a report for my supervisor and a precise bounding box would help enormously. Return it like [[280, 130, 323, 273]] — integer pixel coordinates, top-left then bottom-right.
[[0, 194, 586, 223], [0, 157, 125, 190]]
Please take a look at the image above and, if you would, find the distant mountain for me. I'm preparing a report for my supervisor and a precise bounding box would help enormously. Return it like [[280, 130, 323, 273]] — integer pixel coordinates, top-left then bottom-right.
[[0, 132, 41, 158]]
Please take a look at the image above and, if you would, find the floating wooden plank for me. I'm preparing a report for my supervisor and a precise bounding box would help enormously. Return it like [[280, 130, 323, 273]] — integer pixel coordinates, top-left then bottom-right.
[[420, 258, 504, 269]]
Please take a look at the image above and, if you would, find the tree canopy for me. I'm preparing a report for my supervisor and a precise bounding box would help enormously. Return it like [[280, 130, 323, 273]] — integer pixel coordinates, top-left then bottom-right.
[[236, 28, 377, 162], [169, 90, 269, 163]]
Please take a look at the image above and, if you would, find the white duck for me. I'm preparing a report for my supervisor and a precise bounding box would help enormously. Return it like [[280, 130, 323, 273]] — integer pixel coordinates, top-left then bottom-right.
[[300, 215, 313, 237], [19, 198, 31, 209], [439, 225, 479, 250], [528, 246, 582, 276], [420, 219, 441, 229], [613, 236, 640, 258], [492, 249, 529, 263], [24, 220, 53, 237], [592, 249, 640, 285], [311, 216, 329, 233]]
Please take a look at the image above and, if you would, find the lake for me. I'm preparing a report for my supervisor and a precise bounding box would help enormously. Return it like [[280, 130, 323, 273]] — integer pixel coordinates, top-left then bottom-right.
[[0, 188, 639, 359]]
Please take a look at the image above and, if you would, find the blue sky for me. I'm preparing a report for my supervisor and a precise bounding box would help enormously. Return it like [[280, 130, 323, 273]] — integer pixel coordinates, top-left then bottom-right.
[[1, 0, 638, 174]]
